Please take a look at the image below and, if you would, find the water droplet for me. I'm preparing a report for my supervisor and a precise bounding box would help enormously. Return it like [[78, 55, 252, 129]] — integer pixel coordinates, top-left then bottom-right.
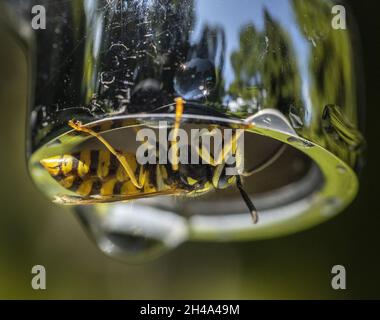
[[100, 71, 115, 85], [287, 136, 314, 148], [263, 117, 272, 125], [321, 197, 342, 217], [174, 58, 216, 100], [288, 105, 304, 129], [75, 203, 188, 262], [337, 165, 348, 174]]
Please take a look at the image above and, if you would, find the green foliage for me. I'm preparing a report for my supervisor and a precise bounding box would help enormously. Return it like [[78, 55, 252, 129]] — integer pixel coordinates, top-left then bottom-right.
[[229, 11, 302, 115], [293, 0, 357, 124]]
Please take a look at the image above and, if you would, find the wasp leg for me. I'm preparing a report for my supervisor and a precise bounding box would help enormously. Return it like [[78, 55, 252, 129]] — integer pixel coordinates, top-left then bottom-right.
[[171, 97, 184, 171], [192, 128, 218, 166], [215, 129, 244, 165], [195, 143, 217, 166], [68, 120, 143, 189], [138, 164, 147, 188], [236, 176, 258, 224], [54, 188, 187, 205], [241, 144, 287, 177], [193, 127, 243, 167]]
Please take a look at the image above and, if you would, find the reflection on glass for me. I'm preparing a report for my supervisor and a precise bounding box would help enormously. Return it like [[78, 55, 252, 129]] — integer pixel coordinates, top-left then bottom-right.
[[3, 0, 364, 260]]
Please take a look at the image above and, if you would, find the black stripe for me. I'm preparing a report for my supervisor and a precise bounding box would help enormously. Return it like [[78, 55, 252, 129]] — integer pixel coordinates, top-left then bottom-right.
[[90, 179, 102, 196], [69, 176, 83, 192], [113, 181, 123, 195], [90, 150, 99, 174], [108, 153, 119, 176], [71, 152, 80, 175], [165, 164, 179, 185], [148, 165, 156, 187], [54, 173, 65, 182]]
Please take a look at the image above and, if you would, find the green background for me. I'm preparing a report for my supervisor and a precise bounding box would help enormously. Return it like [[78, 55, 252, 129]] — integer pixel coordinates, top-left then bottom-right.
[[0, 0, 379, 299]]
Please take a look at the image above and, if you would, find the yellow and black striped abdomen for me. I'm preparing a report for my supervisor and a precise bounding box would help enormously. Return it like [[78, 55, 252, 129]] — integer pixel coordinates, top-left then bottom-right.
[[40, 150, 153, 197]]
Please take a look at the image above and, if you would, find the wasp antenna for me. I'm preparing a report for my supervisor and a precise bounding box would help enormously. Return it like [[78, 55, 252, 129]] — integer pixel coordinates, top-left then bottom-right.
[[175, 97, 184, 123], [236, 176, 259, 224], [171, 97, 185, 171]]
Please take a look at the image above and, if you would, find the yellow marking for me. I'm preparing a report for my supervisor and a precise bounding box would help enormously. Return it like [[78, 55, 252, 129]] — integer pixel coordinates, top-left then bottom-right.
[[100, 178, 117, 196], [115, 152, 139, 183], [196, 143, 216, 166], [156, 166, 165, 191], [187, 177, 198, 186], [216, 130, 243, 165], [59, 175, 75, 189], [228, 176, 237, 184], [68, 120, 142, 189], [143, 173, 156, 193], [195, 181, 212, 193], [44, 167, 60, 176], [40, 156, 62, 176], [212, 164, 224, 189], [61, 155, 73, 175], [121, 181, 139, 195], [97, 150, 110, 179], [78, 150, 91, 177], [125, 152, 138, 172], [144, 185, 157, 193], [171, 97, 184, 171], [195, 129, 243, 167], [160, 166, 168, 180], [77, 179, 93, 196], [116, 163, 129, 182], [138, 165, 146, 187]]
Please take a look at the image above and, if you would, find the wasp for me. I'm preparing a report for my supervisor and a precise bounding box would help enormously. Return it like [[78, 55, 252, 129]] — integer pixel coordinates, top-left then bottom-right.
[[40, 98, 259, 223]]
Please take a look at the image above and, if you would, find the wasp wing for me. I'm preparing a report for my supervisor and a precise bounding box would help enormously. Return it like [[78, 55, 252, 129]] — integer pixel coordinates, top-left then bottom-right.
[[53, 188, 187, 205]]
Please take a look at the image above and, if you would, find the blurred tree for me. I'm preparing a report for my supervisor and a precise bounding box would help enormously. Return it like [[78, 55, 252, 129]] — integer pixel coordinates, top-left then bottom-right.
[[228, 10, 302, 117], [293, 0, 364, 165], [293, 0, 357, 124]]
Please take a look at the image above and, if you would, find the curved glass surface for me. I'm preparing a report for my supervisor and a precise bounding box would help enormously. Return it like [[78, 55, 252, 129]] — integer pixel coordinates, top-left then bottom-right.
[[3, 0, 365, 260]]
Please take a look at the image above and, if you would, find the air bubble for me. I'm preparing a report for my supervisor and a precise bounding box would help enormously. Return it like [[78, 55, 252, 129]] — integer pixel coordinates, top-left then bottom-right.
[[174, 58, 216, 100], [100, 71, 115, 84], [336, 165, 348, 174]]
